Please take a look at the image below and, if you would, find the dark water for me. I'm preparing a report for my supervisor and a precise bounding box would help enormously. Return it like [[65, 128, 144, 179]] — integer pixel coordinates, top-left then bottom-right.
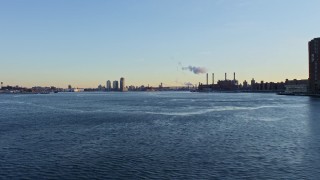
[[1, 92, 320, 179]]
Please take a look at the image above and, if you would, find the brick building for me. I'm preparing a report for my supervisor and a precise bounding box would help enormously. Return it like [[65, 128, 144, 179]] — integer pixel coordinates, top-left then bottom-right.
[[309, 37, 320, 94]]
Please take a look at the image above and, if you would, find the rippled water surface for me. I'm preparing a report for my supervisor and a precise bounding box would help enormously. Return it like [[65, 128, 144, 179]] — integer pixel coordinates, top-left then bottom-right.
[[1, 92, 320, 179]]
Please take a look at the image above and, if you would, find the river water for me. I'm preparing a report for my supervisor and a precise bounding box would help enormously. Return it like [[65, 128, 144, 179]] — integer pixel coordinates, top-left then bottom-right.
[[1, 92, 320, 179]]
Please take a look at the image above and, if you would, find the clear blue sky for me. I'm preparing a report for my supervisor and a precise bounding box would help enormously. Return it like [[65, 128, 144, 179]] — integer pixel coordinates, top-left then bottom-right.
[[1, 0, 320, 88]]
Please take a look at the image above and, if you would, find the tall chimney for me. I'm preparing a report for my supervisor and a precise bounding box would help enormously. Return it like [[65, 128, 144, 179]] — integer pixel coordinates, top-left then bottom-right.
[[206, 73, 208, 85], [234, 72, 236, 81], [225, 73, 227, 80], [212, 73, 214, 85]]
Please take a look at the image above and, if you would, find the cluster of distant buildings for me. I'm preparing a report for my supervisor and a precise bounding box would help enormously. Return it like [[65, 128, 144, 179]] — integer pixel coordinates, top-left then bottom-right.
[[198, 37, 320, 95], [0, 76, 192, 94], [198, 72, 288, 92], [81, 78, 192, 92], [197, 72, 306, 94], [0, 83, 61, 94], [106, 77, 127, 92], [72, 77, 128, 92]]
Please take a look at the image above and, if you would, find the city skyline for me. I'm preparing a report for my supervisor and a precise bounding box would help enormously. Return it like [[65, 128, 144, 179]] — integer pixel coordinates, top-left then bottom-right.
[[1, 1, 320, 88]]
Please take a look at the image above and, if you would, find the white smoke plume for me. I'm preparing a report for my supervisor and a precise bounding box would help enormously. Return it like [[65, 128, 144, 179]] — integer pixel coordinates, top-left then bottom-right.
[[182, 66, 207, 74]]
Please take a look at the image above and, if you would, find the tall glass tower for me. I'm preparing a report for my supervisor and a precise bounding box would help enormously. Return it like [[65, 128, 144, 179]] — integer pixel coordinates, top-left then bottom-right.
[[120, 77, 125, 92]]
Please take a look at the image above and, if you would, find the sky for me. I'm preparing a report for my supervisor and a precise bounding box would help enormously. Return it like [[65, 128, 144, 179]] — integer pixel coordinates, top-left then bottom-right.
[[1, 0, 320, 88]]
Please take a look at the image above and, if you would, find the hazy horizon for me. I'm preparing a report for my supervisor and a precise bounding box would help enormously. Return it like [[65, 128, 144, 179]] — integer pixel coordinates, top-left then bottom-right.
[[1, 0, 320, 88]]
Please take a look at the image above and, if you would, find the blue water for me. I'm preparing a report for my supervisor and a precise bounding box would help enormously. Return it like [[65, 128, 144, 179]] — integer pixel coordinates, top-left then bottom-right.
[[1, 92, 320, 179]]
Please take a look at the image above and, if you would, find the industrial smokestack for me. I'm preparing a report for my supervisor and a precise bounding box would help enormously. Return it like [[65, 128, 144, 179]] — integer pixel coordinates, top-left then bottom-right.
[[206, 73, 208, 85], [225, 73, 227, 80], [212, 73, 214, 85], [234, 72, 236, 81]]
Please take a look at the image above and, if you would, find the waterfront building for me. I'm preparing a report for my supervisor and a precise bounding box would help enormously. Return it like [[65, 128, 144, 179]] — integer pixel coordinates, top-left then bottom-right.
[[67, 85, 73, 92], [285, 79, 309, 94], [113, 80, 119, 91], [128, 85, 136, 91], [98, 84, 104, 91], [159, 83, 163, 89], [243, 80, 248, 89], [216, 79, 238, 91], [74, 88, 84, 92], [269, 82, 276, 90], [120, 77, 126, 92], [106, 80, 111, 91], [198, 73, 238, 91], [309, 37, 320, 94], [251, 78, 256, 90], [265, 82, 270, 91], [260, 81, 264, 90]]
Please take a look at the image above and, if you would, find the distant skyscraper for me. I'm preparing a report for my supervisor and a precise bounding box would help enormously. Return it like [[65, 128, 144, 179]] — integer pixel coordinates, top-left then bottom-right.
[[251, 78, 255, 86], [106, 80, 111, 91], [113, 80, 119, 91], [120, 77, 125, 92], [98, 84, 103, 91], [243, 80, 248, 89], [251, 78, 256, 90], [309, 37, 320, 94]]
